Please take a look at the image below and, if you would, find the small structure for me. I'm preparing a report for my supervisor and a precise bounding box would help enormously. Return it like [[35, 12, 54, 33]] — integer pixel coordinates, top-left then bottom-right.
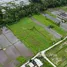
[[28, 62, 34, 67], [0, 48, 6, 51], [21, 64, 25, 67], [34, 58, 43, 67], [58, 12, 67, 21], [29, 59, 37, 66]]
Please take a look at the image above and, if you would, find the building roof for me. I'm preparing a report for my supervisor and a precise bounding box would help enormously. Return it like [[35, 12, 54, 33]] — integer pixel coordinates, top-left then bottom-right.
[[34, 58, 43, 67], [28, 62, 34, 67], [21, 64, 25, 67]]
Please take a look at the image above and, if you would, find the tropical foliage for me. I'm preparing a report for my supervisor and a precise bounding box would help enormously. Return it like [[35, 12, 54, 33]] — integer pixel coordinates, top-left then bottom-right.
[[0, 0, 67, 26]]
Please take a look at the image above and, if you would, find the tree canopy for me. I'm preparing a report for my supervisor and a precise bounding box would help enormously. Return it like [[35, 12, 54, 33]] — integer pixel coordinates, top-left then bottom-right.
[[0, 0, 67, 26]]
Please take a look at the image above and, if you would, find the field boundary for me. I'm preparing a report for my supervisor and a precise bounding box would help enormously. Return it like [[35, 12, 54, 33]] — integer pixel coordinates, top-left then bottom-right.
[[21, 36, 67, 67], [41, 36, 67, 67]]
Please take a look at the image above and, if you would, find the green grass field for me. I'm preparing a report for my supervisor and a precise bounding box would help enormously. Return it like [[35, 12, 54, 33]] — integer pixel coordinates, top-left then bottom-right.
[[45, 39, 67, 67], [33, 14, 67, 37], [8, 17, 57, 54]]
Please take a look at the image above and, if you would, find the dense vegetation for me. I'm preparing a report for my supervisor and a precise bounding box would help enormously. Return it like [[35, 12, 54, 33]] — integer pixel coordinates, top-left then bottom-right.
[[0, 0, 67, 26]]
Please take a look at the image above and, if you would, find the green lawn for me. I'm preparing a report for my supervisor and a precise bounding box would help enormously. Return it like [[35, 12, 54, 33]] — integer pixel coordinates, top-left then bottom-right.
[[33, 14, 67, 37], [8, 17, 56, 54]]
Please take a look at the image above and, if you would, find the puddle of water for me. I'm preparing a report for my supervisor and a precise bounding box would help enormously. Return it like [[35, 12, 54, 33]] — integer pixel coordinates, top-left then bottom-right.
[[14, 41, 33, 57], [0, 51, 10, 65], [0, 34, 12, 48], [3, 60, 19, 67], [5, 45, 20, 60], [5, 31, 19, 44]]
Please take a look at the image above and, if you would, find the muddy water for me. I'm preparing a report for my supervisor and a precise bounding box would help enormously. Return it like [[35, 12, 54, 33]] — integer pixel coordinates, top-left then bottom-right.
[[0, 27, 33, 66], [0, 34, 12, 48], [3, 60, 19, 67], [14, 41, 33, 57], [0, 51, 10, 65], [5, 45, 20, 60]]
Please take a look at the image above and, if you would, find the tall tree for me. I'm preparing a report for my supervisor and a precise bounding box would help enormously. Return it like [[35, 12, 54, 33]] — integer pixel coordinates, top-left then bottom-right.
[[0, 7, 3, 25]]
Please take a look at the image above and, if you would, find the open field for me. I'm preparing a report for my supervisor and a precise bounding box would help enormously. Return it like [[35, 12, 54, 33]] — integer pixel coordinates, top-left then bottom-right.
[[33, 14, 67, 37], [8, 17, 57, 54], [45, 39, 67, 67]]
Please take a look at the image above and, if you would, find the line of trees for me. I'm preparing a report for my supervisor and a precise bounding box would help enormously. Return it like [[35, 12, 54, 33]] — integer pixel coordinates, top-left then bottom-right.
[[0, 0, 67, 26]]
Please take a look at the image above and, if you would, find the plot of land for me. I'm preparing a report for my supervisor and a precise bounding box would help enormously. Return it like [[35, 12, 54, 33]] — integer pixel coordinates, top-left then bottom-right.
[[0, 6, 67, 67], [3, 60, 19, 67], [33, 15, 67, 36], [36, 56, 53, 67], [46, 39, 67, 67], [33, 14, 67, 37], [42, 13, 67, 31], [31, 17, 62, 39], [0, 34, 12, 48], [57, 6, 67, 12], [0, 27, 33, 67], [8, 17, 57, 54]]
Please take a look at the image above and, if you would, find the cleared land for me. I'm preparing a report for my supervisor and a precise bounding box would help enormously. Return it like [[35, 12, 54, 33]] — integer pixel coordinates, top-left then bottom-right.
[[45, 39, 67, 67]]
